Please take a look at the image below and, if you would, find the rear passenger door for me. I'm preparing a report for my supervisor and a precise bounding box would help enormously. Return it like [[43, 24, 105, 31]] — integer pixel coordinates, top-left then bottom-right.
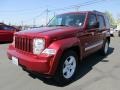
[[96, 15, 106, 46]]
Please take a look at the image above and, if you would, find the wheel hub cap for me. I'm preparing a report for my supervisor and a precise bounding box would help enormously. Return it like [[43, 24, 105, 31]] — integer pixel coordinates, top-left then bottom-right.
[[105, 42, 108, 54], [63, 56, 76, 79]]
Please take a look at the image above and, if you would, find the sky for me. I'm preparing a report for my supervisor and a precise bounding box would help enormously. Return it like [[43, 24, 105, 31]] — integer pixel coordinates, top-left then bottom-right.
[[0, 0, 120, 26]]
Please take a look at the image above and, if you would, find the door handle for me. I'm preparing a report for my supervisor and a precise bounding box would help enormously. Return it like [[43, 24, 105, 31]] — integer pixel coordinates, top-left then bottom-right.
[[91, 32, 95, 36]]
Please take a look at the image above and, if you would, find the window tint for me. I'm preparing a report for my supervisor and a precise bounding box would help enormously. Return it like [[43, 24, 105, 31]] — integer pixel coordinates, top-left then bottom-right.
[[0, 25, 4, 30], [88, 14, 97, 28], [97, 15, 105, 30], [0, 25, 15, 30]]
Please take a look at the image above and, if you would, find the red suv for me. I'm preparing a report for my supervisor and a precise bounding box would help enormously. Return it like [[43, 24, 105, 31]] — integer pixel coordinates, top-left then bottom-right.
[[0, 23, 20, 42], [7, 11, 110, 84]]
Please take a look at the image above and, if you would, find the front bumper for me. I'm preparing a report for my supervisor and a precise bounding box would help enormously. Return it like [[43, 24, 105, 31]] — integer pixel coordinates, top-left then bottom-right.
[[7, 45, 56, 75]]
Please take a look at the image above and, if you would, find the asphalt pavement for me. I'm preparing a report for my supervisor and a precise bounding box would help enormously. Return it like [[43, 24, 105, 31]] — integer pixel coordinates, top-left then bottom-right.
[[0, 34, 120, 90]]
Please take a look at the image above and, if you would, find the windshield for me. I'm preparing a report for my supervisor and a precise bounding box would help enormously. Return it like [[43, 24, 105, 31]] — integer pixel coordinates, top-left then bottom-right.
[[47, 13, 86, 27]]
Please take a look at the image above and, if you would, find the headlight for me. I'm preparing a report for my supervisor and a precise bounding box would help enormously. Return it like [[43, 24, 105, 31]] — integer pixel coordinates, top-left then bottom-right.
[[33, 38, 45, 55]]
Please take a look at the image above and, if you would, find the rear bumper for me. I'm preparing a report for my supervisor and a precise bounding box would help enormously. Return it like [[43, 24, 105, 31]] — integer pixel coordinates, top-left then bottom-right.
[[7, 45, 57, 76]]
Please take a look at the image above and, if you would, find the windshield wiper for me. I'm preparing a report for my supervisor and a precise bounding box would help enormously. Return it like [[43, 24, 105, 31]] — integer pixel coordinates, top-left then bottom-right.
[[55, 25, 67, 26], [47, 24, 69, 27]]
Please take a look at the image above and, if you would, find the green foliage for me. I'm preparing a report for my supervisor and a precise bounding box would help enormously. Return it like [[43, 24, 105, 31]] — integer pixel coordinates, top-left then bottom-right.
[[104, 11, 116, 27], [116, 16, 120, 25]]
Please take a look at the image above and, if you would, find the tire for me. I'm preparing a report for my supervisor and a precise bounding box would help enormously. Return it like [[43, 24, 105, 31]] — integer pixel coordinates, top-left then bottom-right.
[[54, 50, 78, 85], [110, 34, 113, 37], [100, 40, 109, 56], [118, 31, 120, 37]]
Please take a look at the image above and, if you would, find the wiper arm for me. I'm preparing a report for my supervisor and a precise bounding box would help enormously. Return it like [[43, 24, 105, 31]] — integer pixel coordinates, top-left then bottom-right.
[[47, 24, 69, 27], [56, 24, 69, 26]]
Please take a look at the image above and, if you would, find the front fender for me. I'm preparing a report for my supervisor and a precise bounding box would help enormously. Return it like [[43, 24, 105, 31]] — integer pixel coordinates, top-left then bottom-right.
[[47, 37, 81, 75], [49, 37, 81, 51]]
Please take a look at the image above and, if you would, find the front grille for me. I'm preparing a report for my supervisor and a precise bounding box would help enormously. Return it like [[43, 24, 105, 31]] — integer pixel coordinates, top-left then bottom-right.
[[15, 36, 33, 53]]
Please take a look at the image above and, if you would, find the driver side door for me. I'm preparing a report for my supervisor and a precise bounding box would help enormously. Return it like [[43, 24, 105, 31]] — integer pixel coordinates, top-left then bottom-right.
[[84, 13, 99, 56]]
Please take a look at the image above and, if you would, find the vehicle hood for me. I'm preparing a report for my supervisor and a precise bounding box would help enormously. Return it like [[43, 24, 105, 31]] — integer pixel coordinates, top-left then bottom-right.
[[15, 26, 81, 40]]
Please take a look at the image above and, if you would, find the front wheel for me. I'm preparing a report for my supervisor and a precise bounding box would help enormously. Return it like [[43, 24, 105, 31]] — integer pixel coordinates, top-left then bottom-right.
[[54, 51, 78, 85]]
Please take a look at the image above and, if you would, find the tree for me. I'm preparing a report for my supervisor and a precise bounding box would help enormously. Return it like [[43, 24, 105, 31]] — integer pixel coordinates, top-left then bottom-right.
[[116, 14, 120, 24], [116, 14, 120, 29], [104, 11, 116, 28]]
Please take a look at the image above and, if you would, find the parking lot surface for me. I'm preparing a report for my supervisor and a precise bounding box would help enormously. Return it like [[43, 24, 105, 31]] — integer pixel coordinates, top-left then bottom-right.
[[0, 35, 120, 90]]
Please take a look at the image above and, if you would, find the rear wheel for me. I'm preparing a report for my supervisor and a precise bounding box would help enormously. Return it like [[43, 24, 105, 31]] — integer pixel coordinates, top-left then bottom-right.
[[54, 50, 78, 85], [100, 40, 109, 56], [118, 31, 120, 37]]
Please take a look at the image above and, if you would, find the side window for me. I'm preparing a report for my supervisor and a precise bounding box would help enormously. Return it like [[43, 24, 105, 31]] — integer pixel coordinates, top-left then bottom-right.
[[97, 15, 105, 30], [0, 25, 15, 30], [88, 14, 97, 29], [0, 25, 4, 30], [2, 26, 9, 30]]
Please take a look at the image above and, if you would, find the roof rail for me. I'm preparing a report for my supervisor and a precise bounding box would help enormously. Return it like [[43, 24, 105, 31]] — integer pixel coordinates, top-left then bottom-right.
[[93, 10, 104, 15], [93, 10, 100, 13]]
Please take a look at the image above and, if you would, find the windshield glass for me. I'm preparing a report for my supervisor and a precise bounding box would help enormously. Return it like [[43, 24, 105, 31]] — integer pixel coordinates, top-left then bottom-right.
[[48, 13, 86, 27]]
